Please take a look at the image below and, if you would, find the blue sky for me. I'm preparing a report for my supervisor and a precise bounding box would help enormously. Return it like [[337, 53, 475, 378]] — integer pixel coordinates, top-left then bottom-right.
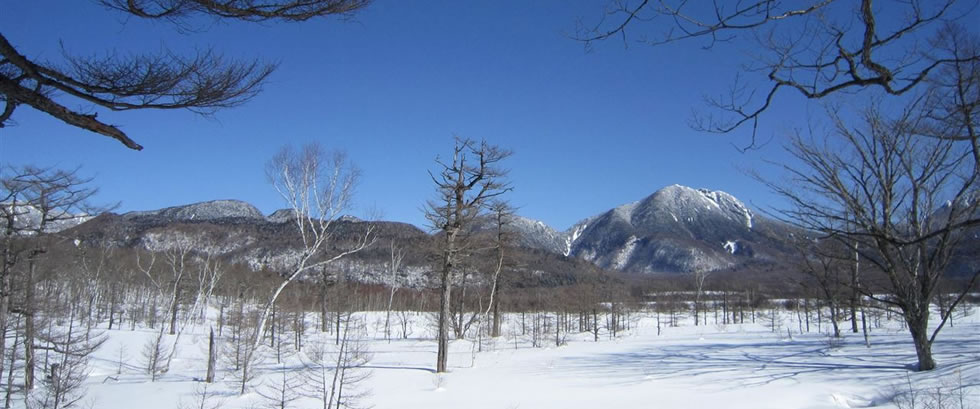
[[0, 1, 863, 230]]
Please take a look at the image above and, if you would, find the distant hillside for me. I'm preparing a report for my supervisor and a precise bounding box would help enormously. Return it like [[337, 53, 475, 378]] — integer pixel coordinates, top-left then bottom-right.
[[65, 200, 608, 288]]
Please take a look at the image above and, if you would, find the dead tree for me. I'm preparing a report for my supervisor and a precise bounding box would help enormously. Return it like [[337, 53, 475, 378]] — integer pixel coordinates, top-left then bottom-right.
[[425, 137, 511, 373], [0, 0, 371, 150]]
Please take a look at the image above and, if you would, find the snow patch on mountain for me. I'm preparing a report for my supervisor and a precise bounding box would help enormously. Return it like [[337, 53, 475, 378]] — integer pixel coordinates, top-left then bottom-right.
[[613, 236, 639, 270], [612, 201, 639, 221], [563, 219, 593, 256]]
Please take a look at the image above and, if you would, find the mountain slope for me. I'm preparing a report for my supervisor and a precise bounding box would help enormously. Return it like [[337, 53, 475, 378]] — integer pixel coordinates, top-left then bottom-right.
[[67, 200, 606, 288], [564, 185, 794, 273], [122, 199, 265, 222]]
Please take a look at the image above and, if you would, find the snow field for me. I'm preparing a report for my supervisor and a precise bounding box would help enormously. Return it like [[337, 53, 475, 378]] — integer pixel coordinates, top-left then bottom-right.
[[67, 306, 980, 409]]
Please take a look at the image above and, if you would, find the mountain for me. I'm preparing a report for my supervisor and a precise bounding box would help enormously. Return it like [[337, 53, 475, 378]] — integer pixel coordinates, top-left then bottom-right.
[[122, 199, 265, 222], [562, 185, 795, 274], [65, 200, 606, 288], [468, 214, 567, 254], [47, 185, 979, 283]]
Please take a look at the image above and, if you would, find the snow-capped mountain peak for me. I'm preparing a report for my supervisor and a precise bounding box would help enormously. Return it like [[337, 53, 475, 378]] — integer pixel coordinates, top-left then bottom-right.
[[562, 184, 785, 273]]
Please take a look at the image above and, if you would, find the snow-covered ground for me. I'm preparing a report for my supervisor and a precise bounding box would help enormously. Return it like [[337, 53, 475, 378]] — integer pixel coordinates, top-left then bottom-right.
[[66, 308, 980, 409]]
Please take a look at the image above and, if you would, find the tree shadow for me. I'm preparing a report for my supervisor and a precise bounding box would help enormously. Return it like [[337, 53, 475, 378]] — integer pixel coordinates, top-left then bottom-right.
[[541, 331, 980, 390]]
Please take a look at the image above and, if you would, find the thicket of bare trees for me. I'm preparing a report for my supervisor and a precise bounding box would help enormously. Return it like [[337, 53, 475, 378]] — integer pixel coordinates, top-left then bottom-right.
[[581, 0, 979, 371], [762, 96, 978, 370]]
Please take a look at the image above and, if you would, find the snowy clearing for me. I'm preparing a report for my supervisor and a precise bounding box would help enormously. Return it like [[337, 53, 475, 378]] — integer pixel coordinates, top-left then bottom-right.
[[66, 307, 980, 409]]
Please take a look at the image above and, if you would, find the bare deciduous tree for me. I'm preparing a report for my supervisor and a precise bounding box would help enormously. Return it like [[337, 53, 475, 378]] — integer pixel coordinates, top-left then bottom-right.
[[0, 1, 371, 150], [486, 201, 513, 339], [0, 165, 104, 392], [578, 1, 980, 151], [383, 241, 404, 342], [691, 268, 709, 326], [425, 136, 511, 373], [257, 365, 301, 409], [301, 313, 372, 409], [762, 99, 979, 370], [256, 143, 373, 350]]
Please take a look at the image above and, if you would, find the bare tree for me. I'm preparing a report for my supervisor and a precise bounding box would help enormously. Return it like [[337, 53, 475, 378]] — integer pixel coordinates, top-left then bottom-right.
[[256, 143, 373, 350], [0, 1, 371, 150], [761, 99, 979, 370], [487, 201, 513, 339], [257, 365, 301, 409], [177, 383, 224, 409], [425, 137, 511, 373], [691, 268, 709, 326], [578, 1, 980, 150], [141, 332, 167, 382], [383, 241, 404, 342], [28, 304, 105, 409], [791, 239, 848, 338], [0, 166, 104, 392], [301, 313, 372, 409]]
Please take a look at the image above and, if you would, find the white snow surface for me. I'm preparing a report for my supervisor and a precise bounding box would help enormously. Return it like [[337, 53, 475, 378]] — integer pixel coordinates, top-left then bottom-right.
[[656, 185, 755, 230], [612, 235, 639, 269], [562, 218, 594, 257], [723, 240, 738, 254], [72, 306, 979, 409]]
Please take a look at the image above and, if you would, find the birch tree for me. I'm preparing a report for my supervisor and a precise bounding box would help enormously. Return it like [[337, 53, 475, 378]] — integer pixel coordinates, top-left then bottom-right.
[[256, 143, 373, 350]]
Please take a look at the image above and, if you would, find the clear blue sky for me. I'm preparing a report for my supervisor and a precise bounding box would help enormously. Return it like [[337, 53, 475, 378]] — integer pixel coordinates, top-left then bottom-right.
[[1, 1, 865, 230]]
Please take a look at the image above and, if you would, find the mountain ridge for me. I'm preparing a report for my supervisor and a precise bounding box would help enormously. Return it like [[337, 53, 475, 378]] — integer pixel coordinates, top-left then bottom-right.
[[70, 184, 793, 276]]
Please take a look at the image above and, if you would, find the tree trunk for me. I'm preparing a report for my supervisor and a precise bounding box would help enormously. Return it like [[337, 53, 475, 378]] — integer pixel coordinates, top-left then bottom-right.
[[907, 310, 936, 371], [23, 258, 37, 391], [0, 260, 8, 389], [320, 276, 329, 333], [436, 264, 452, 373], [384, 286, 395, 342], [492, 287, 501, 338], [829, 302, 841, 338], [206, 327, 216, 383], [169, 284, 180, 336], [850, 244, 860, 333]]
